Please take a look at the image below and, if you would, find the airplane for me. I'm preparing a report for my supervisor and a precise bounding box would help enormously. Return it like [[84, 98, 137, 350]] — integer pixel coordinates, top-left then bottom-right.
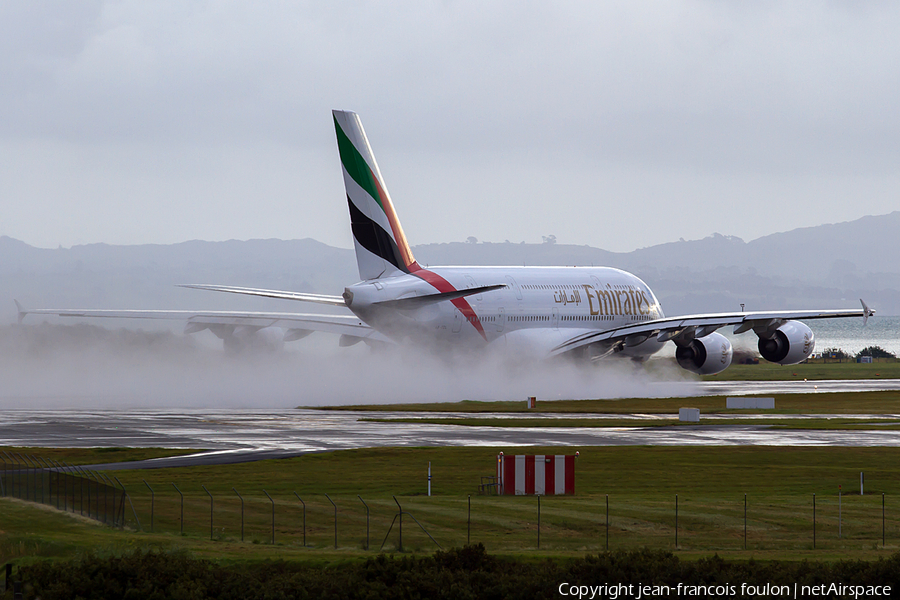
[[16, 110, 875, 374]]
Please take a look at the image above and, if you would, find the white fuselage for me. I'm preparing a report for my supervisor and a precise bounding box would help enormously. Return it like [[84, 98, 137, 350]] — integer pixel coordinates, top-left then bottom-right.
[[344, 266, 667, 358]]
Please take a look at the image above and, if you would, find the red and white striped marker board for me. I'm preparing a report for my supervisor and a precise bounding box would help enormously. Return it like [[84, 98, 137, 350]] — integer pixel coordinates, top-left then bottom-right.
[[496, 455, 575, 495]]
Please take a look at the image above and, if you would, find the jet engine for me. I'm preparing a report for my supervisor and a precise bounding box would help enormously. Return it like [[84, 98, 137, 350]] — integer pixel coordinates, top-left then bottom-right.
[[675, 332, 733, 375], [757, 320, 815, 365]]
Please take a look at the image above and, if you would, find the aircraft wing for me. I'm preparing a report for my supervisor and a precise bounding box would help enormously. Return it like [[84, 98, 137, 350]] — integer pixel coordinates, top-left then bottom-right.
[[550, 301, 873, 358], [15, 301, 391, 343]]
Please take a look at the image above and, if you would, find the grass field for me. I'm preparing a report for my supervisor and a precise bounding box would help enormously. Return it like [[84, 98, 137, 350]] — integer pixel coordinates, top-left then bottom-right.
[[4, 376, 900, 569], [361, 416, 900, 429], [327, 390, 900, 414], [3, 445, 900, 566]]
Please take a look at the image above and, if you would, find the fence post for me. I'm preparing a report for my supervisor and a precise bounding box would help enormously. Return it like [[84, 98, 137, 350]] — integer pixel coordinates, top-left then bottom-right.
[[99, 470, 108, 523], [12, 454, 26, 502], [112, 475, 126, 527], [2, 452, 12, 498], [50, 458, 69, 510], [63, 461, 79, 513], [20, 454, 26, 501], [675, 494, 678, 549], [0, 452, 7, 497], [172, 483, 184, 535], [3, 452, 16, 498], [92, 470, 102, 522], [87, 470, 99, 521], [80, 468, 91, 519], [393, 496, 403, 552], [293, 493, 306, 547], [144, 480, 154, 532], [114, 476, 141, 531], [358, 496, 369, 550], [41, 457, 55, 507], [85, 469, 94, 520], [233, 488, 244, 542], [17, 455, 32, 503], [100, 473, 118, 526], [27, 455, 36, 503], [50, 459, 61, 510], [31, 454, 44, 504], [537, 495, 541, 549], [76, 464, 83, 514], [31, 456, 41, 504], [6, 453, 15, 498], [110, 476, 123, 526], [96, 471, 109, 523], [20, 454, 29, 502], [325, 494, 337, 549], [69, 461, 83, 514], [10, 452, 21, 500], [263, 489, 275, 545], [21, 456, 35, 503], [202, 485, 213, 540], [467, 495, 471, 545], [71, 464, 84, 507], [37, 457, 52, 507], [32, 457, 42, 504], [22, 454, 31, 501], [2, 452, 11, 498], [12, 454, 20, 499]]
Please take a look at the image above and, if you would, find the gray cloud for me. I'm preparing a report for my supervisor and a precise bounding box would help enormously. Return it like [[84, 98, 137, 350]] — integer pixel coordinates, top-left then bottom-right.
[[2, 1, 899, 251]]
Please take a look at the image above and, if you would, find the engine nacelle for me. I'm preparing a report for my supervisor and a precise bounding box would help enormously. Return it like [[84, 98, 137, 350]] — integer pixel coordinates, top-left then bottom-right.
[[675, 332, 733, 375], [757, 320, 815, 365]]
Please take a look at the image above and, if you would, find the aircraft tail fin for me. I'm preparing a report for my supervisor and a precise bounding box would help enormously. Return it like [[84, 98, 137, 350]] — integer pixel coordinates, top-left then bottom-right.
[[333, 110, 419, 281]]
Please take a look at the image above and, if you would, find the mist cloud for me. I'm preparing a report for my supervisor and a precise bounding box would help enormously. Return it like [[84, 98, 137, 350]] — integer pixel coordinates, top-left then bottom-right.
[[0, 323, 699, 410]]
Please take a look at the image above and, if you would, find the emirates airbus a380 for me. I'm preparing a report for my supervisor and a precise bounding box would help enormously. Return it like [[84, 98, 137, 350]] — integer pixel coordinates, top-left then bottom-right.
[[18, 110, 874, 375]]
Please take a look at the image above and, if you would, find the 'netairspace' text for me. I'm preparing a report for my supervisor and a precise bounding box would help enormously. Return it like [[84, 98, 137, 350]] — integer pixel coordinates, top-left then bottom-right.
[[557, 582, 892, 599]]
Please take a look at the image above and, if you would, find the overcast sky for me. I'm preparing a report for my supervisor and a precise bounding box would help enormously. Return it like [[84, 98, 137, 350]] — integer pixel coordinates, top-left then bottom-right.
[[1, 1, 898, 253]]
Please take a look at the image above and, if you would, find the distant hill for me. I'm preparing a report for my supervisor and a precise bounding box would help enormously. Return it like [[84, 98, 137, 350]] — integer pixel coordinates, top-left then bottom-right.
[[2, 211, 898, 325], [414, 212, 900, 315]]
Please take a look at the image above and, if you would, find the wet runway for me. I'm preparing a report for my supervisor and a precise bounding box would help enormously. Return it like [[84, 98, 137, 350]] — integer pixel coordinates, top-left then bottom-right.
[[2, 379, 898, 469], [696, 378, 900, 395]]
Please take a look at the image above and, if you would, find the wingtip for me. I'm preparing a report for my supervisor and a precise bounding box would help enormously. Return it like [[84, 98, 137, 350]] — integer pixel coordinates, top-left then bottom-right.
[[860, 298, 874, 326], [14, 299, 25, 324]]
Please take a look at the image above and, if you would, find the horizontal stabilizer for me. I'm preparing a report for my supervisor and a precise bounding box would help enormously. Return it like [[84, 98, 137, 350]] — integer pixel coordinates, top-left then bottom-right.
[[374, 284, 507, 309], [177, 284, 347, 306]]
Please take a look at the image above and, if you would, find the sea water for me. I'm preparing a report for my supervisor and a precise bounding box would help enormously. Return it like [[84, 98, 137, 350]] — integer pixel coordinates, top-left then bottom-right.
[[804, 316, 900, 357]]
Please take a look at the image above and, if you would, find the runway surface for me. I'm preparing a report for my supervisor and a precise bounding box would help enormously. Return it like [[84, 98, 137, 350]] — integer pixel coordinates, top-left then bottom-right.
[[695, 378, 900, 395], [2, 379, 898, 469]]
